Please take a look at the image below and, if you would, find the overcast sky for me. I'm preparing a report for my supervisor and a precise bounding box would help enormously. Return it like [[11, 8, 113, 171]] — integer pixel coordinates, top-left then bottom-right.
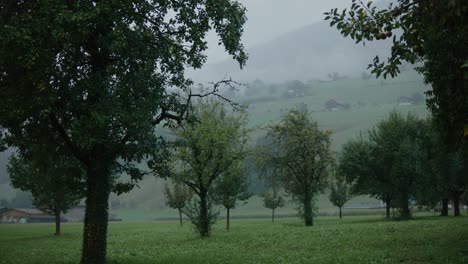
[[205, 0, 350, 63]]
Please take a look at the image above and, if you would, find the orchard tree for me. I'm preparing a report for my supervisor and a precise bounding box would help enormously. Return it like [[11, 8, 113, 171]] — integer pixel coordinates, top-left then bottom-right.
[[340, 111, 426, 219], [265, 109, 334, 226], [262, 188, 285, 223], [254, 135, 286, 223], [415, 120, 467, 217], [325, 0, 468, 148], [0, 1, 247, 262], [173, 99, 249, 237], [163, 181, 192, 226], [329, 180, 351, 219], [7, 130, 84, 236], [339, 135, 394, 218], [213, 163, 251, 230], [8, 153, 84, 236]]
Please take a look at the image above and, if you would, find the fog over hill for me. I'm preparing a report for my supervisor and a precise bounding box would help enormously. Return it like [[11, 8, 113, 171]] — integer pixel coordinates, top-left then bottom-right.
[[191, 21, 393, 83]]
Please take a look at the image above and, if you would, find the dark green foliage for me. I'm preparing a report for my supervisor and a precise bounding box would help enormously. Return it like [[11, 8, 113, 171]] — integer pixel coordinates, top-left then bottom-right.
[[8, 152, 84, 235], [0, 1, 247, 262], [325, 0, 468, 147], [340, 111, 432, 219], [163, 181, 192, 226]]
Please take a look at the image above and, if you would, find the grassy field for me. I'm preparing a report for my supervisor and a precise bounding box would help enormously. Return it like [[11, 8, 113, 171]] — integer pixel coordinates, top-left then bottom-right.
[[0, 215, 467, 264]]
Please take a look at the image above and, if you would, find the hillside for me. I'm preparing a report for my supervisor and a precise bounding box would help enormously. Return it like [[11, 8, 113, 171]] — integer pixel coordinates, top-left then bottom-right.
[[192, 21, 393, 83]]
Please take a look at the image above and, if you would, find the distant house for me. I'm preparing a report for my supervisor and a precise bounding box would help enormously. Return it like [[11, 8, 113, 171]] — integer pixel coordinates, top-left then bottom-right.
[[398, 96, 414, 106], [399, 93, 424, 106], [0, 208, 59, 223], [325, 99, 348, 111]]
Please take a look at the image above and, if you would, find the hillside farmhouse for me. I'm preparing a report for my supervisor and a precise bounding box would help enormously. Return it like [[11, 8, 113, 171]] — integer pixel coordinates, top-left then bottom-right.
[[0, 208, 57, 223]]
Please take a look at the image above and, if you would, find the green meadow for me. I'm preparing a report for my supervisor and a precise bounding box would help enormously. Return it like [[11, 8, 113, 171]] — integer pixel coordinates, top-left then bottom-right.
[[0, 215, 467, 264]]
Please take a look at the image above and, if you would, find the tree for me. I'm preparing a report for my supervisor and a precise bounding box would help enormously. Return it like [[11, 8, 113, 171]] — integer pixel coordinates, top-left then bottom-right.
[[329, 180, 351, 219], [415, 120, 467, 217], [340, 111, 427, 219], [7, 128, 85, 236], [173, 99, 249, 237], [325, 0, 468, 148], [254, 135, 286, 223], [213, 163, 251, 230], [8, 153, 84, 236], [339, 136, 393, 218], [262, 188, 285, 223], [163, 181, 192, 226], [0, 1, 247, 262], [265, 109, 334, 226]]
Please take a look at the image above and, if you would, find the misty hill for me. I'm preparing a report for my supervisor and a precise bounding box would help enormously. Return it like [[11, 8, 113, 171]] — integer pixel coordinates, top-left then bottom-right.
[[193, 21, 392, 83]]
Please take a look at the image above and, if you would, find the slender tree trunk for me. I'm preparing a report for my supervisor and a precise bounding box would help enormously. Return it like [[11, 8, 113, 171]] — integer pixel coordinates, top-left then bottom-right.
[[453, 192, 461, 217], [339, 206, 342, 219], [178, 208, 183, 226], [304, 192, 313, 226], [385, 198, 391, 219], [81, 160, 112, 264], [199, 189, 209, 237], [55, 207, 61, 236], [272, 208, 275, 223], [441, 198, 449, 216], [226, 208, 230, 230]]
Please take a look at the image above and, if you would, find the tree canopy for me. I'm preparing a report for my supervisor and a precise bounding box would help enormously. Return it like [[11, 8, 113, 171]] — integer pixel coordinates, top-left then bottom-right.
[[172, 99, 249, 236], [262, 109, 334, 226], [325, 0, 468, 146]]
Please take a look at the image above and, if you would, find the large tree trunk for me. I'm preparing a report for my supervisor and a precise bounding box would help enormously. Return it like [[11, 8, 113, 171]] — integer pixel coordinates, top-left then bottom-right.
[[178, 208, 183, 226], [54, 207, 61, 236], [339, 206, 342, 219], [272, 208, 275, 223], [453, 192, 461, 217], [441, 198, 449, 216], [226, 207, 230, 230], [304, 192, 313, 226], [81, 161, 112, 264], [385, 198, 391, 219], [399, 192, 411, 219], [199, 189, 209, 237]]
